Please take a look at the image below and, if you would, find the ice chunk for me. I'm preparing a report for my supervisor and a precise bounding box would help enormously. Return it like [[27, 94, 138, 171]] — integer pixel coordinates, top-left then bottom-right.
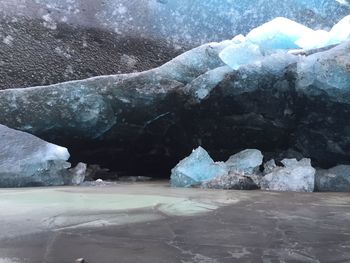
[[184, 66, 233, 101], [256, 51, 300, 74], [315, 165, 350, 192], [0, 124, 71, 187], [264, 159, 277, 175], [231, 34, 246, 44], [261, 158, 315, 192], [246, 17, 314, 51], [225, 149, 263, 174], [328, 15, 350, 45], [170, 147, 229, 187], [296, 41, 350, 92], [219, 42, 263, 70], [67, 162, 87, 185], [295, 30, 331, 50], [157, 40, 232, 83], [202, 173, 259, 190]]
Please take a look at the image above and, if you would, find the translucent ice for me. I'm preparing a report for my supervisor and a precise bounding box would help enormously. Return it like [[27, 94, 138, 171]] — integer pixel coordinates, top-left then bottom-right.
[[315, 165, 350, 192], [225, 149, 263, 174], [296, 41, 350, 92], [295, 30, 331, 50], [0, 124, 71, 187], [328, 15, 350, 45], [295, 16, 350, 49], [170, 147, 229, 187], [261, 159, 315, 192], [246, 17, 314, 51], [219, 42, 263, 70]]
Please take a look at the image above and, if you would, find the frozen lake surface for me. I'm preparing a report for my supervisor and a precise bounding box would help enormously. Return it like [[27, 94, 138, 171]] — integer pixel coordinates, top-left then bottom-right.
[[0, 181, 349, 262]]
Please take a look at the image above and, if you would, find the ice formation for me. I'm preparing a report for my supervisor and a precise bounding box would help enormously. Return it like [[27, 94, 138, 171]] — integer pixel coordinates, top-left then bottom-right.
[[170, 147, 228, 188], [219, 15, 350, 70], [261, 159, 316, 192], [0, 124, 71, 187], [68, 162, 87, 186], [246, 17, 314, 51], [315, 165, 350, 192], [219, 42, 262, 70], [328, 15, 350, 45], [171, 148, 264, 189], [225, 149, 263, 174], [297, 41, 350, 91]]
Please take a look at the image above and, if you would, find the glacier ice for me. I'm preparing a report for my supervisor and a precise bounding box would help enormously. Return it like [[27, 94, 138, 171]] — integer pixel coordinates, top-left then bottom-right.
[[261, 159, 315, 192], [328, 15, 350, 45], [225, 149, 263, 174], [67, 162, 87, 186], [171, 148, 264, 188], [184, 66, 233, 101], [297, 41, 350, 92], [156, 40, 232, 84], [170, 147, 229, 187], [246, 17, 314, 51], [219, 15, 350, 72], [219, 42, 263, 70], [0, 124, 71, 187], [315, 165, 350, 192], [295, 30, 331, 50], [295, 16, 350, 49]]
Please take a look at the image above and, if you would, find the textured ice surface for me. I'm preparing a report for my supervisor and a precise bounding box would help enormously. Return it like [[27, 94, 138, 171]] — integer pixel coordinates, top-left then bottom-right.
[[67, 162, 87, 186], [219, 42, 263, 70], [0, 124, 71, 187], [316, 165, 350, 192], [170, 147, 229, 187], [225, 149, 263, 174], [261, 159, 315, 192], [157, 41, 232, 83], [184, 66, 233, 101], [246, 17, 314, 51], [264, 160, 277, 175], [297, 41, 350, 92]]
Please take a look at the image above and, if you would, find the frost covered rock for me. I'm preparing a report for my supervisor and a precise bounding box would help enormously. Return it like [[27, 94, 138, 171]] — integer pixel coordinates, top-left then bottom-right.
[[246, 17, 314, 51], [202, 173, 259, 190], [170, 147, 229, 187], [261, 159, 315, 192], [315, 165, 350, 192], [219, 42, 263, 70], [225, 149, 263, 174], [0, 124, 71, 187]]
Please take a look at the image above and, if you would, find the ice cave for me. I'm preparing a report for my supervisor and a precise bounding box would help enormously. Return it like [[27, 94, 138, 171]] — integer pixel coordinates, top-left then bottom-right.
[[0, 0, 350, 262]]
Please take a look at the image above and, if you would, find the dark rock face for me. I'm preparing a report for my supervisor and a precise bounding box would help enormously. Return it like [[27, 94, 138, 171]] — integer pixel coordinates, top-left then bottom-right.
[[0, 41, 349, 178], [0, 0, 349, 89], [0, 15, 183, 90]]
